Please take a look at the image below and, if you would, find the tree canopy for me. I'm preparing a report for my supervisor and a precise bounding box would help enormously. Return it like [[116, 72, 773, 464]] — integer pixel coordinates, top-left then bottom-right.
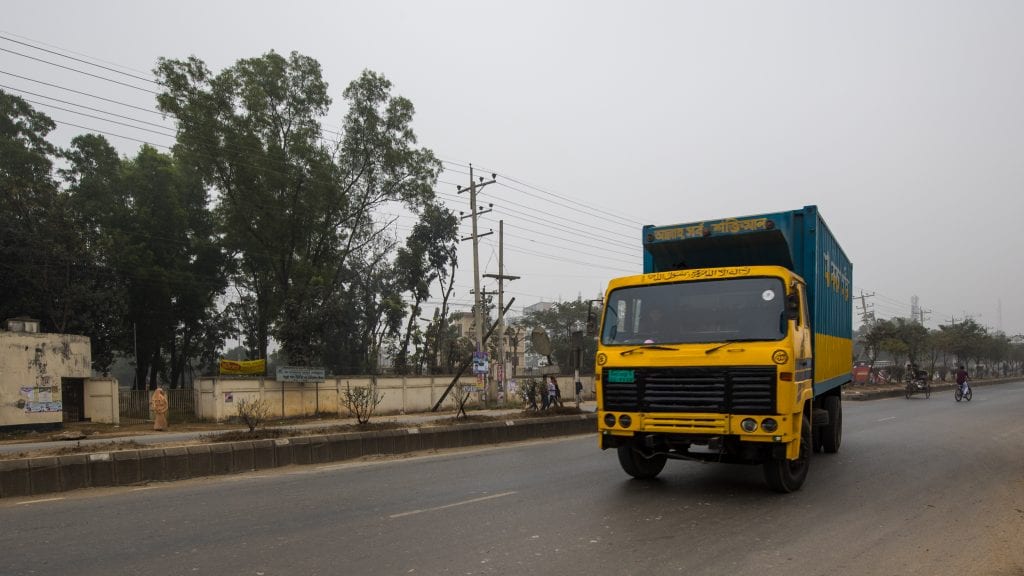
[[154, 54, 445, 375], [857, 318, 1021, 379], [1, 54, 460, 385]]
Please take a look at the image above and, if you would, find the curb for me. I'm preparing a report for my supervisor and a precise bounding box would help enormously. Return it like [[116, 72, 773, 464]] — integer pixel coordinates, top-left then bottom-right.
[[0, 413, 596, 499]]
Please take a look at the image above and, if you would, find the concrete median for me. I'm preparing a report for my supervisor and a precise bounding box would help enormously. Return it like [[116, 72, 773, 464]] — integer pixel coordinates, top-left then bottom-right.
[[0, 413, 596, 499]]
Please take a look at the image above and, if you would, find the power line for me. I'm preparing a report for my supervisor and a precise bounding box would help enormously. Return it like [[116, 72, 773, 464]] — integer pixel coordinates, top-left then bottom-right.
[[0, 30, 155, 76], [0, 33, 162, 86], [441, 158, 646, 229], [0, 69, 164, 115], [1, 84, 174, 131], [0, 46, 159, 94], [23, 98, 177, 138]]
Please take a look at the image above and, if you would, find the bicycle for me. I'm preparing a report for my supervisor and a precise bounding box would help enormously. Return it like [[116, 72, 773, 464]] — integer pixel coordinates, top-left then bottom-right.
[[954, 381, 972, 402]]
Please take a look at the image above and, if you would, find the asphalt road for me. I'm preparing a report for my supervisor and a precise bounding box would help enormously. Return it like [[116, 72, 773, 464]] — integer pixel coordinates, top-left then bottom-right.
[[3, 381, 1023, 576]]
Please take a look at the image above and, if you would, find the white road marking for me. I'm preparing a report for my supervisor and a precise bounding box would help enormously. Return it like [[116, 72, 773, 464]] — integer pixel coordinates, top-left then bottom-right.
[[390, 491, 518, 519], [877, 416, 896, 422]]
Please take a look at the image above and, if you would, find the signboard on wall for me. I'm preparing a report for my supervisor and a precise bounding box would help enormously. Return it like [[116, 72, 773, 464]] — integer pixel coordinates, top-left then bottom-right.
[[219, 359, 266, 375], [276, 366, 326, 382]]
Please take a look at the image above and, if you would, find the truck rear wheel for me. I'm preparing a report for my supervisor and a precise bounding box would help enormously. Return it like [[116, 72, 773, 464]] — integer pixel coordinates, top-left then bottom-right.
[[820, 395, 842, 454], [617, 445, 667, 480], [763, 414, 810, 493]]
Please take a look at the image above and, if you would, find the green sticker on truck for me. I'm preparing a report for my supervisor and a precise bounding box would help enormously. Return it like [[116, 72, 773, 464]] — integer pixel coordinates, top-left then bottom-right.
[[606, 369, 635, 383]]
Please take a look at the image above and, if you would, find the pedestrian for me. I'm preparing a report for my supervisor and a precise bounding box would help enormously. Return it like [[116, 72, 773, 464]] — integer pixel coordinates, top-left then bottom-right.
[[549, 376, 562, 408], [150, 387, 169, 431], [575, 380, 584, 405], [540, 378, 550, 410], [526, 380, 538, 411]]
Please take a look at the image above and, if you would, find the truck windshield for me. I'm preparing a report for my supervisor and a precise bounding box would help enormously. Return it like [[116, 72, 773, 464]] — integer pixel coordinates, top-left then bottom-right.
[[601, 277, 787, 345]]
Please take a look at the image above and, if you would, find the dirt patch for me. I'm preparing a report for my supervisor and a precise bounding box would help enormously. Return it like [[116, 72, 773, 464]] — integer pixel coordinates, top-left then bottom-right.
[[213, 421, 407, 442], [517, 406, 587, 418], [1, 440, 150, 460]]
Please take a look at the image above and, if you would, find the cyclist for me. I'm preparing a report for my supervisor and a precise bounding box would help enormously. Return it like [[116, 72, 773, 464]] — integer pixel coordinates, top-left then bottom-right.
[[955, 364, 969, 394]]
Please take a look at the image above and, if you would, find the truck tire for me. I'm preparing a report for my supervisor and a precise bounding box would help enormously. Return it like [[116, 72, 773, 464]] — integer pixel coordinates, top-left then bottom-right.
[[820, 395, 842, 454], [763, 414, 810, 493], [617, 445, 667, 480]]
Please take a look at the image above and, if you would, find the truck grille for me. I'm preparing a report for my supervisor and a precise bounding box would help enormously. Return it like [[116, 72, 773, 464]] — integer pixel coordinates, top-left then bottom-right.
[[602, 366, 777, 414]]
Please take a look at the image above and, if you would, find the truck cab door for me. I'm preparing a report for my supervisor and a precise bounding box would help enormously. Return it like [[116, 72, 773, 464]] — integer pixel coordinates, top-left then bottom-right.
[[791, 283, 812, 360]]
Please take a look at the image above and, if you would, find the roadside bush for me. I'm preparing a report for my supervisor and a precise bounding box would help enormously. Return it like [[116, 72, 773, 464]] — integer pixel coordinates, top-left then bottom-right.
[[449, 384, 476, 419], [341, 381, 384, 425], [235, 398, 272, 434]]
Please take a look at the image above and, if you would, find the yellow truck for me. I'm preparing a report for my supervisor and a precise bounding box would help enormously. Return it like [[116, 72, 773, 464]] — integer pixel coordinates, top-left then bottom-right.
[[596, 206, 852, 492]]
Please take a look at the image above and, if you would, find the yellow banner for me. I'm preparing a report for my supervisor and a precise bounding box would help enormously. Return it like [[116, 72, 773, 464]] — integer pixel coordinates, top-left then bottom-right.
[[219, 358, 266, 375]]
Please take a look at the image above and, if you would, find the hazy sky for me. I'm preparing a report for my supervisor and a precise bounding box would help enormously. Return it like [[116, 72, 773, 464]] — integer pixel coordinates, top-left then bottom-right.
[[4, 1, 1023, 336]]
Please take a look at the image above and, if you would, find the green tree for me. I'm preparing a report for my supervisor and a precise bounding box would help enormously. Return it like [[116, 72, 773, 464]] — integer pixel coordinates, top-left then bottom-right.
[[0, 90, 61, 325], [940, 319, 988, 369], [0, 92, 124, 373], [155, 54, 441, 372], [521, 299, 596, 375], [60, 134, 133, 373], [156, 51, 336, 366], [392, 202, 458, 374], [63, 141, 230, 388]]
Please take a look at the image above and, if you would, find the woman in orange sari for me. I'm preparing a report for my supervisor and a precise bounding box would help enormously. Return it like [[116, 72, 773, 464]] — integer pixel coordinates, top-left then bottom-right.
[[150, 388, 169, 431]]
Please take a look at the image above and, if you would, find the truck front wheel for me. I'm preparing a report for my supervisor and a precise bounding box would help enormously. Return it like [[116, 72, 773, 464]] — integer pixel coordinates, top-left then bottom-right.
[[617, 445, 667, 480], [763, 414, 810, 493]]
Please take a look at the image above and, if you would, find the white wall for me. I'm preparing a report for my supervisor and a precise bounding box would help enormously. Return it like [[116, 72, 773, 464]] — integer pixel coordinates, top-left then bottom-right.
[[196, 374, 595, 422], [0, 332, 91, 428]]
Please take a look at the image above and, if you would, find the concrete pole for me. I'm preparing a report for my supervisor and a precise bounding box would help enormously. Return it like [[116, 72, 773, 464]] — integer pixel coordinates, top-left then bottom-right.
[[470, 165, 483, 357], [496, 220, 506, 406]]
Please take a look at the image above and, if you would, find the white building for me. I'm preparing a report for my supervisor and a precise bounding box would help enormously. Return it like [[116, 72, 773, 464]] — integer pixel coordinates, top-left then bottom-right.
[[0, 317, 119, 429]]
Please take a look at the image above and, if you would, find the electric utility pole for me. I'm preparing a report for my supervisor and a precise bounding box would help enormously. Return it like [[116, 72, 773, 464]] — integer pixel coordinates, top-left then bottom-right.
[[857, 291, 875, 326], [458, 165, 496, 391], [484, 220, 520, 406]]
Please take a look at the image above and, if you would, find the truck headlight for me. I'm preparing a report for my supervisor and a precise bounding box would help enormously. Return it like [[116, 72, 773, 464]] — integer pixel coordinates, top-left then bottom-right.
[[604, 413, 616, 427], [618, 414, 632, 428], [761, 418, 779, 433], [740, 418, 758, 433]]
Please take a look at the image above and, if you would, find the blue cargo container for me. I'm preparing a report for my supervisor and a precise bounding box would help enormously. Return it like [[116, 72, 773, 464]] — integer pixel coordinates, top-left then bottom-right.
[[641, 205, 853, 395]]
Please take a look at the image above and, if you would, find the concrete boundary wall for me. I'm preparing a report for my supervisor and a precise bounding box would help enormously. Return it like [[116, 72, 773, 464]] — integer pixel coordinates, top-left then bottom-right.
[[0, 413, 597, 499], [197, 375, 597, 421]]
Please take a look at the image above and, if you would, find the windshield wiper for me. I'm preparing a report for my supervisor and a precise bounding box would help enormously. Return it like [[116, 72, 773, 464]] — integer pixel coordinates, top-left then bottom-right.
[[620, 344, 679, 356], [704, 339, 759, 354]]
